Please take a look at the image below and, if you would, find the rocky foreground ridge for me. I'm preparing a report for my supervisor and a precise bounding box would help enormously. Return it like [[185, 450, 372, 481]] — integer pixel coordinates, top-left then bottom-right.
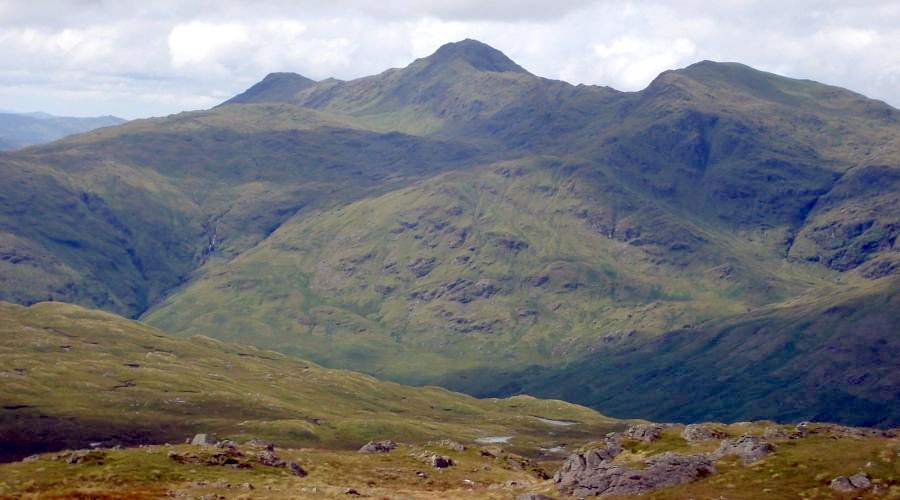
[[555, 421, 897, 498], [2, 420, 896, 498]]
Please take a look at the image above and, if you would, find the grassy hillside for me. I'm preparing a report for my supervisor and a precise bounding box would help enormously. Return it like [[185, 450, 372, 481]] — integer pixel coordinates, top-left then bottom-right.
[[0, 102, 480, 317], [0, 300, 623, 464], [144, 155, 848, 384], [0, 40, 897, 427], [472, 276, 900, 428]]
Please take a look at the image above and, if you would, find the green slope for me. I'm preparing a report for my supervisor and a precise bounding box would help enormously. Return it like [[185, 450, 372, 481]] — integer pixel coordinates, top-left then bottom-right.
[[0, 40, 897, 427], [0, 102, 479, 317], [0, 300, 622, 463], [144, 155, 846, 383], [472, 276, 900, 428]]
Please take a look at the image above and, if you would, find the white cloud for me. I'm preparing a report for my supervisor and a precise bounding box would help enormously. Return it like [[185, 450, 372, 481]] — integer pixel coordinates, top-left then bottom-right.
[[591, 37, 696, 89], [168, 22, 251, 71], [0, 0, 897, 118]]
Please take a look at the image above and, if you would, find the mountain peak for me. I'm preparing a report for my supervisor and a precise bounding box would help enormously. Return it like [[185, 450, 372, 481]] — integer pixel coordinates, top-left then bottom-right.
[[424, 39, 528, 74], [224, 72, 317, 105]]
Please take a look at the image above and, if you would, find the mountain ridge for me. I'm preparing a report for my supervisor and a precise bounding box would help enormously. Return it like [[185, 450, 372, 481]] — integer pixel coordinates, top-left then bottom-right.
[[0, 39, 897, 428]]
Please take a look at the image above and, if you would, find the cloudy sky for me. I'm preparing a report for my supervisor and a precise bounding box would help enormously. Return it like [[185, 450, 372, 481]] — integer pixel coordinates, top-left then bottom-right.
[[1, 0, 898, 119]]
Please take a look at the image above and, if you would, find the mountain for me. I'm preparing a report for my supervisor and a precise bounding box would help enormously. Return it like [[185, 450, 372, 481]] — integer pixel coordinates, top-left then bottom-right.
[[225, 71, 317, 104], [0, 112, 126, 150], [0, 40, 897, 427]]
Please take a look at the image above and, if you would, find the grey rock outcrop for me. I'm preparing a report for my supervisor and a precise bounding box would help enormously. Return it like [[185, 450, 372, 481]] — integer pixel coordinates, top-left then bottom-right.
[[849, 472, 872, 488], [624, 423, 665, 442], [682, 424, 727, 442], [709, 435, 775, 463], [432, 439, 465, 451], [830, 476, 854, 492], [830, 471, 871, 492], [407, 257, 437, 277], [762, 426, 788, 440], [257, 448, 287, 467], [430, 455, 453, 468], [555, 451, 715, 497], [358, 440, 397, 453], [190, 433, 218, 446], [820, 424, 896, 439]]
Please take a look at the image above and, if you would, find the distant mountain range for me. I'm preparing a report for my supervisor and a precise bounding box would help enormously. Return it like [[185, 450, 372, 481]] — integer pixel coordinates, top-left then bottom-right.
[[0, 111, 125, 150], [0, 39, 896, 427]]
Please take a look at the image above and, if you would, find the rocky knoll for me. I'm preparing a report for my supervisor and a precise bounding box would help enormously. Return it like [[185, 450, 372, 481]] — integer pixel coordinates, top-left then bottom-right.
[[553, 422, 884, 497], [709, 435, 776, 463], [556, 450, 715, 497]]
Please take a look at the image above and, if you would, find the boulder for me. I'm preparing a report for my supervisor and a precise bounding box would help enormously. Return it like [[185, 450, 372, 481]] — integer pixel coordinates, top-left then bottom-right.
[[516, 493, 554, 500], [830, 476, 854, 492], [553, 440, 623, 485], [289, 462, 307, 477], [762, 426, 788, 440], [432, 439, 465, 451], [849, 471, 871, 489], [556, 451, 716, 497], [257, 448, 287, 467], [190, 433, 218, 446], [430, 455, 453, 468], [624, 423, 665, 442], [358, 440, 397, 453], [710, 435, 775, 463], [246, 438, 274, 449], [682, 424, 727, 442], [63, 450, 106, 465]]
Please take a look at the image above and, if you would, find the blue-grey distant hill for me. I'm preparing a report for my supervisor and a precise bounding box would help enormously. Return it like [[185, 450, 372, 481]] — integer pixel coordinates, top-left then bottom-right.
[[0, 112, 126, 150]]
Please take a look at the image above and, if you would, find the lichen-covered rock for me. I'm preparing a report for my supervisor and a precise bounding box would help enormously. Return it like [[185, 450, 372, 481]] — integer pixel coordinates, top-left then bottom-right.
[[553, 440, 623, 486], [849, 472, 871, 489], [624, 423, 666, 442], [358, 440, 397, 453], [793, 421, 810, 438], [61, 450, 106, 465], [710, 435, 775, 463], [556, 451, 715, 497], [682, 424, 727, 442], [246, 438, 274, 449], [830, 476, 855, 492], [257, 448, 287, 467], [762, 426, 788, 439], [819, 424, 896, 439], [430, 455, 453, 468], [432, 439, 465, 451], [832, 471, 873, 491], [190, 433, 218, 446]]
